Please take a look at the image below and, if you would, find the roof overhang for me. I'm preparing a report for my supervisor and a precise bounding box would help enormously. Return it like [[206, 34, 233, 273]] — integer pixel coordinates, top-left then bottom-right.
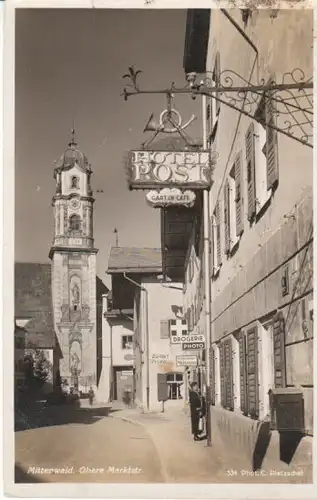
[[104, 309, 134, 320], [183, 9, 211, 74], [160, 202, 199, 282], [107, 267, 162, 275]]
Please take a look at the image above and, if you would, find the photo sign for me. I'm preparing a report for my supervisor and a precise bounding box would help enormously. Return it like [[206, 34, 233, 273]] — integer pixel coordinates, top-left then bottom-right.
[[126, 150, 215, 190]]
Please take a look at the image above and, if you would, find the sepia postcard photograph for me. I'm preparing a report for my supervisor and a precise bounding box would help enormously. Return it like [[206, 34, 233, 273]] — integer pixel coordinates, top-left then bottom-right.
[[2, 1, 316, 498]]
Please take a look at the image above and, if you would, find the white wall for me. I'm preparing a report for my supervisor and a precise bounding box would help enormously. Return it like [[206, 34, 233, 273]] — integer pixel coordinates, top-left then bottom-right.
[[112, 321, 134, 367], [137, 279, 185, 412]]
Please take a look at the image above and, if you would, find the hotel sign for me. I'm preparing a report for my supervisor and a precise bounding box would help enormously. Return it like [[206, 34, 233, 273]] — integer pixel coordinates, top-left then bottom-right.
[[146, 188, 196, 208], [127, 150, 215, 190]]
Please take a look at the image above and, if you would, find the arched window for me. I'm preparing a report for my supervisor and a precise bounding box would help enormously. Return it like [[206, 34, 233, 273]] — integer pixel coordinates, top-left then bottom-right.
[[69, 214, 81, 233], [71, 176, 79, 189]]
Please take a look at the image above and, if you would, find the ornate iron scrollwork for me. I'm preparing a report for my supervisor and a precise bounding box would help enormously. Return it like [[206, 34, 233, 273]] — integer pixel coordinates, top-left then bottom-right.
[[121, 66, 313, 148]]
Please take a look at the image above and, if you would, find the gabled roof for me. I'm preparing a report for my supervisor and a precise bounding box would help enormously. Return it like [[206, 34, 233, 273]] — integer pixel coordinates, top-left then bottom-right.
[[107, 247, 162, 274], [15, 262, 55, 349]]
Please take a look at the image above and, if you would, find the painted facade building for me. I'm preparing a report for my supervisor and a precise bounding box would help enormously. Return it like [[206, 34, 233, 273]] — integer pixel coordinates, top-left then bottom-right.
[[182, 8, 313, 475]]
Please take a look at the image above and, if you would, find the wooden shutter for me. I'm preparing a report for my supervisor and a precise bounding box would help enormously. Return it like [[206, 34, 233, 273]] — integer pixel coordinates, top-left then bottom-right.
[[210, 215, 215, 274], [235, 152, 244, 236], [266, 91, 279, 190], [247, 325, 259, 418], [273, 311, 286, 388], [224, 337, 234, 410], [210, 346, 216, 405], [219, 342, 226, 407], [215, 51, 221, 115], [160, 320, 170, 339], [239, 332, 248, 414], [215, 202, 221, 266], [224, 180, 231, 254], [191, 304, 195, 329], [206, 97, 212, 142], [245, 122, 256, 221]]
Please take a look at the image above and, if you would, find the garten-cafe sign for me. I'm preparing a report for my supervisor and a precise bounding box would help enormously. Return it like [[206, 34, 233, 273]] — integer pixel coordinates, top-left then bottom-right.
[[126, 150, 215, 190]]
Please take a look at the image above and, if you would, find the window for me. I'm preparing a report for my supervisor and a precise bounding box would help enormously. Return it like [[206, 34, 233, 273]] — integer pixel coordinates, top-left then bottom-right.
[[211, 201, 222, 276], [224, 155, 243, 255], [246, 87, 278, 222], [219, 336, 234, 410], [166, 372, 183, 400], [69, 214, 81, 233], [71, 176, 79, 189], [238, 314, 286, 422], [207, 51, 221, 145], [258, 321, 274, 420], [121, 335, 133, 350]]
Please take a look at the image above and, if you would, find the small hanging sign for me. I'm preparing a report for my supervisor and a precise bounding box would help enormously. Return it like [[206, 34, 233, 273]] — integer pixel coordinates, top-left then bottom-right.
[[146, 188, 196, 208]]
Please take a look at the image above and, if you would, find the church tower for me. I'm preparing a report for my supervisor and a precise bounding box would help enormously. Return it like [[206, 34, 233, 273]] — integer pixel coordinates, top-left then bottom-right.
[[49, 132, 98, 393]]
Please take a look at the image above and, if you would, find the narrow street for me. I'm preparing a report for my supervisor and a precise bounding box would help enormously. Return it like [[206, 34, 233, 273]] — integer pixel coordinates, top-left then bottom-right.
[[15, 402, 310, 484], [15, 404, 164, 483]]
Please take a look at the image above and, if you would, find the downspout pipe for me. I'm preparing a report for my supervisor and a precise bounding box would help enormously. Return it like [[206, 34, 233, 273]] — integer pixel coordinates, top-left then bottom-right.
[[220, 9, 258, 54], [123, 272, 150, 411]]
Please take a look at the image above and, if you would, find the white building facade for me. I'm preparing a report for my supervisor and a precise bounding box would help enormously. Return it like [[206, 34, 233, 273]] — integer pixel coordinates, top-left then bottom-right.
[[183, 8, 313, 476]]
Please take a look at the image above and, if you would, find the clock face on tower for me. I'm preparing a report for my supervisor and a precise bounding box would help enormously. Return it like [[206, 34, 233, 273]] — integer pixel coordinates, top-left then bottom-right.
[[69, 198, 80, 210]]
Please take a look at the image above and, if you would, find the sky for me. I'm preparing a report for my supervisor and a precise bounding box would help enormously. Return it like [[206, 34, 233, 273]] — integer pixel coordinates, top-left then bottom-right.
[[15, 8, 202, 283]]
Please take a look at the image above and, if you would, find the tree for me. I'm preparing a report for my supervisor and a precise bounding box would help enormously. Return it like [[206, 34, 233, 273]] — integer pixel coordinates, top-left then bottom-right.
[[23, 350, 52, 386]]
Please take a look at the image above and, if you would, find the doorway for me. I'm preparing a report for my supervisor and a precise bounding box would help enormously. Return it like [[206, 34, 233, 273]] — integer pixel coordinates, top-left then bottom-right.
[[113, 366, 134, 402]]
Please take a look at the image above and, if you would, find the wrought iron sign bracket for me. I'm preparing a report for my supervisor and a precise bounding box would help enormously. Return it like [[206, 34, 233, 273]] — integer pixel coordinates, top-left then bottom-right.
[[122, 66, 313, 148]]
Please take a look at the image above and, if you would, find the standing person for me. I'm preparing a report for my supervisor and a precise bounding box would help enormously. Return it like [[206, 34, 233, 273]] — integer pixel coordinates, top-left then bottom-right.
[[189, 382, 202, 441], [88, 386, 94, 406]]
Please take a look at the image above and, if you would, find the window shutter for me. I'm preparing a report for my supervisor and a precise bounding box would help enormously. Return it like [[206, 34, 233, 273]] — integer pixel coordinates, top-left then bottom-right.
[[235, 152, 244, 236], [247, 325, 259, 418], [224, 337, 234, 410], [210, 215, 215, 274], [239, 332, 248, 414], [160, 320, 170, 339], [215, 51, 221, 115], [224, 180, 230, 254], [191, 304, 195, 329], [273, 311, 286, 388], [206, 97, 212, 141], [215, 202, 221, 266], [245, 122, 256, 221], [266, 92, 279, 190], [210, 346, 216, 405], [219, 342, 226, 407]]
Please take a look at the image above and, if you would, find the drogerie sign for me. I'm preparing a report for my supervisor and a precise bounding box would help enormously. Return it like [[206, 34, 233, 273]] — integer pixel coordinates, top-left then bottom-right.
[[127, 150, 214, 190]]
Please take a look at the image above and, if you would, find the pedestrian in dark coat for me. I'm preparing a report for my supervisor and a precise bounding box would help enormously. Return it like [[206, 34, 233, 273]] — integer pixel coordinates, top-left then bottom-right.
[[88, 386, 94, 406], [189, 382, 202, 441]]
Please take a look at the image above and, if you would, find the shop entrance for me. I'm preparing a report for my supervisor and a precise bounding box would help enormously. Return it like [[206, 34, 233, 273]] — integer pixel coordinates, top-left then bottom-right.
[[113, 366, 134, 402]]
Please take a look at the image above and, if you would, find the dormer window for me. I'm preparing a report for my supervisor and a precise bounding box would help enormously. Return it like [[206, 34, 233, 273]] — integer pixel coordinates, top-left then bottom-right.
[[71, 176, 79, 189]]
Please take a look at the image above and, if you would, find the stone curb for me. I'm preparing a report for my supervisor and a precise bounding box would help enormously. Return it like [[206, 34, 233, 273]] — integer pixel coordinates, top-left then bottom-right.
[[108, 413, 147, 429]]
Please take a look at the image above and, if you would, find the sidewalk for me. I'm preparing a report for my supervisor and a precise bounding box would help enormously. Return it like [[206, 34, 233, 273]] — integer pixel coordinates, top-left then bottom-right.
[[108, 405, 312, 484], [109, 405, 225, 483]]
